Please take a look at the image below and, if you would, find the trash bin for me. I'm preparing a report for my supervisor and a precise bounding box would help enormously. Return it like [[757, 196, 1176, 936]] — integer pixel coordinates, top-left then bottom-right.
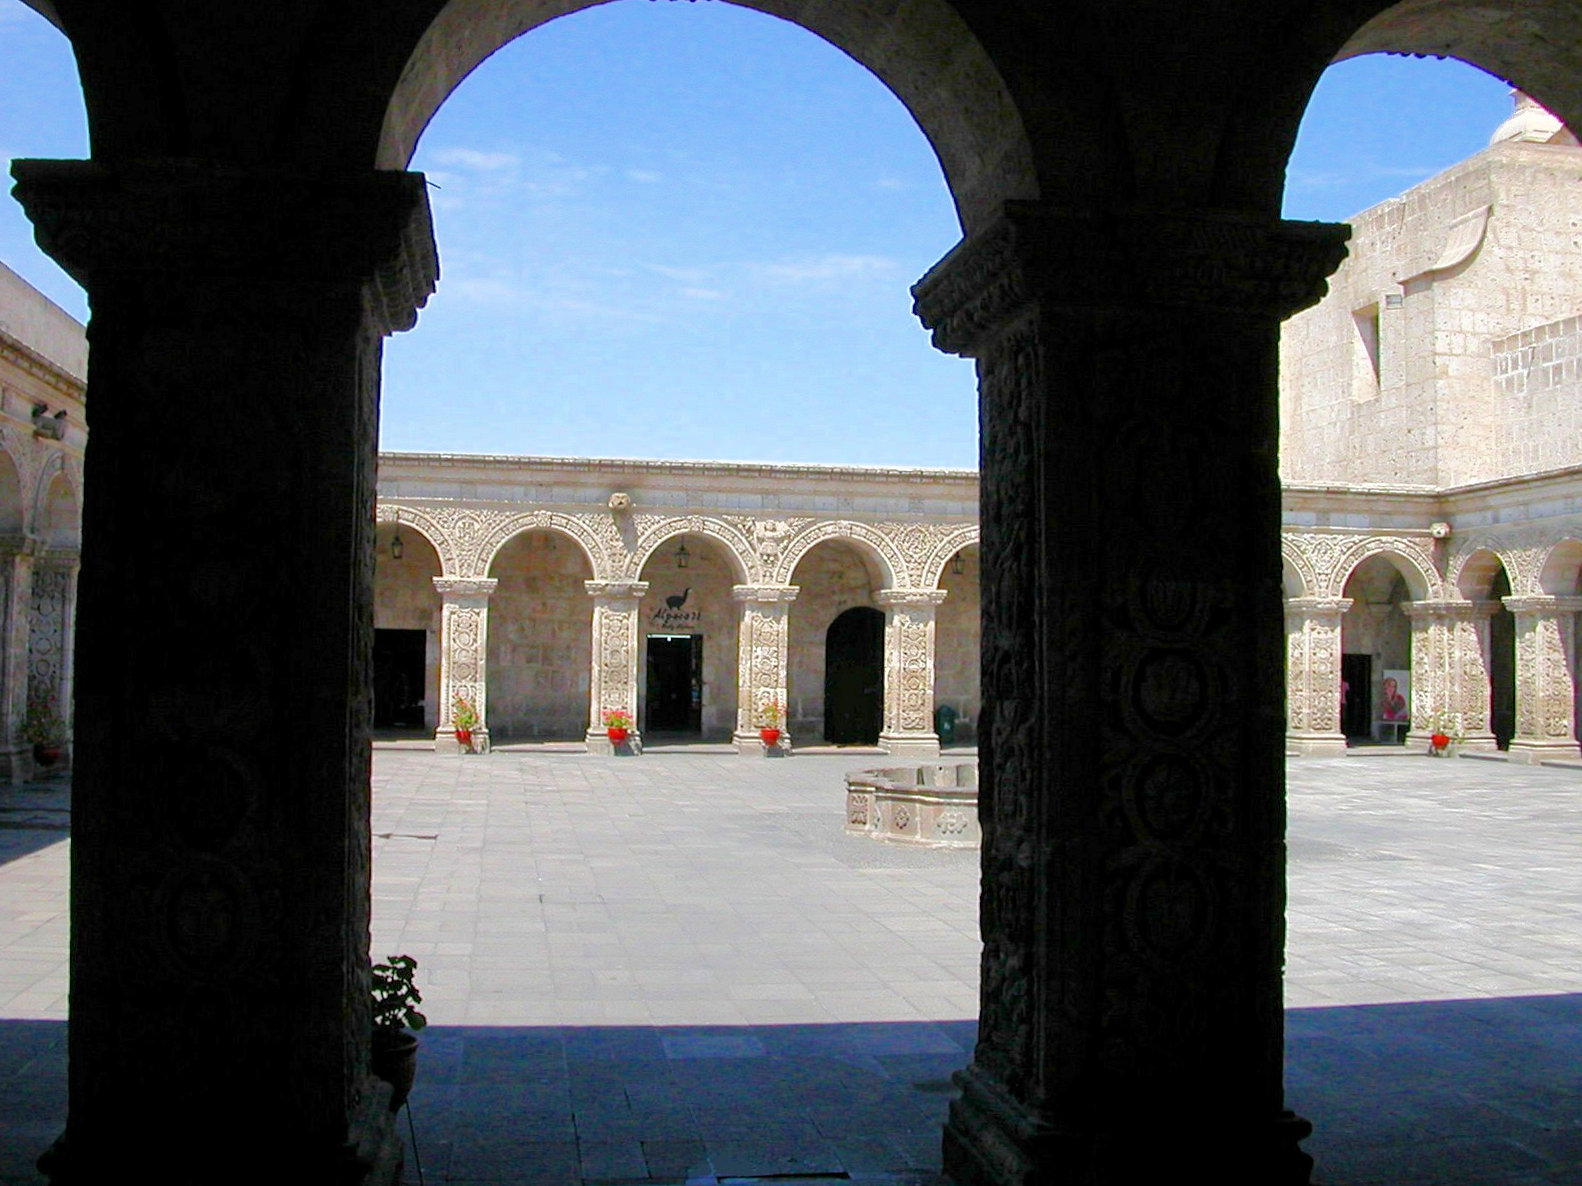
[[934, 704, 958, 745]]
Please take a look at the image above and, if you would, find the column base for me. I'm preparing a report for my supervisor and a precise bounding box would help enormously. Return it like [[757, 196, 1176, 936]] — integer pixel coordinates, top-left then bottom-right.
[[586, 730, 643, 756], [0, 743, 32, 782], [733, 731, 791, 756], [1506, 737, 1581, 764], [879, 731, 941, 759], [943, 1062, 1314, 1184], [1285, 731, 1348, 756], [434, 728, 490, 754], [1459, 731, 1500, 754], [39, 1075, 404, 1183]]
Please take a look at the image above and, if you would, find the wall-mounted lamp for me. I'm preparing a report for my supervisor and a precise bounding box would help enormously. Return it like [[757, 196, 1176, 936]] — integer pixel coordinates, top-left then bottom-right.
[[1430, 521, 1452, 540], [951, 551, 965, 575], [675, 541, 691, 570], [390, 531, 405, 560]]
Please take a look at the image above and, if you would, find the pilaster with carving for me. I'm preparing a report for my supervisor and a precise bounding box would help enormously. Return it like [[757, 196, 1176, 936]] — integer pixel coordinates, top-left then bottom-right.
[[434, 577, 498, 753], [876, 587, 948, 758], [12, 158, 435, 1182], [1284, 596, 1351, 755], [0, 545, 34, 780], [585, 580, 648, 754], [1402, 601, 1499, 751], [913, 201, 1346, 1183], [1503, 595, 1582, 762], [732, 584, 798, 754]]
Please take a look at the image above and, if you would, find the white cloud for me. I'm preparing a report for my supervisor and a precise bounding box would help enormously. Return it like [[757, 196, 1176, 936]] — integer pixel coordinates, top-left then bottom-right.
[[680, 287, 727, 301], [432, 147, 519, 171], [757, 254, 898, 283], [626, 169, 663, 184], [647, 264, 712, 284], [443, 276, 520, 305], [871, 177, 908, 190]]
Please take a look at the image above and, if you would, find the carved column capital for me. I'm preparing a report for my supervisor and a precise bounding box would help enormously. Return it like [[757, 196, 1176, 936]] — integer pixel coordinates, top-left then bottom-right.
[[876, 587, 949, 608], [1403, 598, 1488, 620], [585, 579, 649, 602], [432, 577, 497, 601], [1503, 595, 1582, 616], [10, 159, 437, 335], [912, 201, 1351, 355], [1284, 596, 1352, 617], [732, 584, 799, 604]]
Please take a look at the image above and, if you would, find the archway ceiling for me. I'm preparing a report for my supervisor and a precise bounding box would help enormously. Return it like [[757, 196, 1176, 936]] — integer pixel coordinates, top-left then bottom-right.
[[34, 0, 1582, 226]]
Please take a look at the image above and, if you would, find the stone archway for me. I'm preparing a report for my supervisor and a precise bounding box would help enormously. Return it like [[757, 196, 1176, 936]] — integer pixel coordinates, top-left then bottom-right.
[[824, 605, 885, 743], [372, 520, 443, 731]]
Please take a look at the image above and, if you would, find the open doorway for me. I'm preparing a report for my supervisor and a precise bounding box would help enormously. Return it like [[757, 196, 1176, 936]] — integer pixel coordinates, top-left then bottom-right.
[[645, 633, 701, 734], [824, 606, 883, 743]]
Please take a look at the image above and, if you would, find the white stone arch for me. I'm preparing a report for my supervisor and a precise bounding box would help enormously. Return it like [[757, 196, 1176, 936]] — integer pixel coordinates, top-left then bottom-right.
[[475, 510, 609, 582], [775, 520, 905, 589], [922, 525, 981, 589], [30, 452, 79, 549], [0, 440, 27, 538], [1328, 537, 1440, 601], [630, 516, 754, 584], [1281, 538, 1317, 599], [1451, 542, 1520, 601], [376, 502, 457, 575], [1537, 536, 1582, 596]]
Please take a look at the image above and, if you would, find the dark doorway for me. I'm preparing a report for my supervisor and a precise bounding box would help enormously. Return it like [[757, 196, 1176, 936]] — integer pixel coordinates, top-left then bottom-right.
[[1341, 652, 1371, 741], [373, 629, 427, 728], [825, 607, 884, 743], [646, 634, 702, 733], [1490, 568, 1516, 749]]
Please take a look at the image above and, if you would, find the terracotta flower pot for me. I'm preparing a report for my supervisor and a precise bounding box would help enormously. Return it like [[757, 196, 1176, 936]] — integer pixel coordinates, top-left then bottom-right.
[[608, 727, 628, 743], [455, 727, 472, 748], [32, 744, 61, 767], [371, 1029, 419, 1113], [1430, 732, 1450, 750], [760, 728, 781, 746]]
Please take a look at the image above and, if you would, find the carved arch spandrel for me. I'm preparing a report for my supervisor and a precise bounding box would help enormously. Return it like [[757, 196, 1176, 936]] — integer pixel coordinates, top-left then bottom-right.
[[376, 503, 457, 576], [473, 510, 610, 580], [774, 520, 908, 588], [629, 515, 755, 584], [921, 524, 981, 588]]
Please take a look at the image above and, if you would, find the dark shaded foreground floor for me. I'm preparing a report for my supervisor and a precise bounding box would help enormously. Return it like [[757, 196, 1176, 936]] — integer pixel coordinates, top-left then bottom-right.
[[5, 997, 1582, 1184]]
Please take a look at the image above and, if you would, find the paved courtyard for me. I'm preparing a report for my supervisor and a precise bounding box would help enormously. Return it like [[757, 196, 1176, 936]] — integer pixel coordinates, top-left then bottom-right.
[[1, 745, 1581, 1183]]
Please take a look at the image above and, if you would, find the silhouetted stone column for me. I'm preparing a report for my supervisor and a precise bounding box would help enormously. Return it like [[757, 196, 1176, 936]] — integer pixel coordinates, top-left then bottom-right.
[[1504, 594, 1582, 762], [585, 579, 647, 754], [878, 587, 947, 758], [913, 201, 1347, 1184], [0, 545, 35, 780], [732, 584, 797, 753], [1284, 597, 1350, 754], [13, 158, 435, 1184], [26, 556, 77, 768], [434, 577, 497, 753]]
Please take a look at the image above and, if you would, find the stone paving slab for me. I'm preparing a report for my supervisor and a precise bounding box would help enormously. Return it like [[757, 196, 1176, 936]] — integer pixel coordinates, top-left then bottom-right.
[[2, 750, 1582, 1183]]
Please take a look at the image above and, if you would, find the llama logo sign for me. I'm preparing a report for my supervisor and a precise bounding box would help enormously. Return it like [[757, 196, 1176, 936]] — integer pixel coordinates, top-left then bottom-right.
[[650, 586, 702, 631]]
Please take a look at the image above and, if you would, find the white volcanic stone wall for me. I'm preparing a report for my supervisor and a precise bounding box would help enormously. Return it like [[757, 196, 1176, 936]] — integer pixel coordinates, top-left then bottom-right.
[[487, 530, 594, 740], [786, 541, 881, 740]]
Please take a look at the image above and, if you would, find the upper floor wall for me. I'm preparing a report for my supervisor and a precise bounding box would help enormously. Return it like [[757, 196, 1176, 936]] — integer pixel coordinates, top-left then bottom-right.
[[1281, 126, 1582, 489]]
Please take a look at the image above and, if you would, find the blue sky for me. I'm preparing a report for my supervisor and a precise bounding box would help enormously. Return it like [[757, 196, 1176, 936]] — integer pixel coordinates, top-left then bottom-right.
[[0, 0, 1519, 466]]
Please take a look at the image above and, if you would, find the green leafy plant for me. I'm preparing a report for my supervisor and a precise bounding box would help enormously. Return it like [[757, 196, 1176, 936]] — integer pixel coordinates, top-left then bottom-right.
[[371, 954, 427, 1034], [24, 697, 64, 747], [603, 709, 633, 730], [757, 700, 783, 728], [452, 696, 478, 731]]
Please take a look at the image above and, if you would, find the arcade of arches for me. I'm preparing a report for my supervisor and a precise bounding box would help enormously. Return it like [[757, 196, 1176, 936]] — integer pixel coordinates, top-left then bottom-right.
[[373, 453, 980, 756], [17, 0, 1582, 1182]]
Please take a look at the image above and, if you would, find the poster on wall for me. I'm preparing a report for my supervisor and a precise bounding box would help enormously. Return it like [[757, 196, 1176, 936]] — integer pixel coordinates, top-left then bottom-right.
[[1380, 669, 1409, 721], [649, 586, 703, 632]]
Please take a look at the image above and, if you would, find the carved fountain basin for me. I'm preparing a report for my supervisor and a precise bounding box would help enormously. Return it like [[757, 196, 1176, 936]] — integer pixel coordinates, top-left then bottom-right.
[[844, 762, 980, 849]]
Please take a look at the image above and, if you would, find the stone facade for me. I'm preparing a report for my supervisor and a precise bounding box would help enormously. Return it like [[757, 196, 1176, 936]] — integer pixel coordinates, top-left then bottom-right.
[[0, 260, 84, 782], [374, 452, 981, 756], [1281, 97, 1582, 762]]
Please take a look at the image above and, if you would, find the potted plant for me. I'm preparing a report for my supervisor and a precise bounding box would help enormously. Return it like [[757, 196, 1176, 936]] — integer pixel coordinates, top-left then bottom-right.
[[24, 696, 65, 767], [603, 709, 632, 743], [452, 696, 478, 750], [370, 953, 427, 1112], [758, 701, 783, 747], [1427, 713, 1464, 756]]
